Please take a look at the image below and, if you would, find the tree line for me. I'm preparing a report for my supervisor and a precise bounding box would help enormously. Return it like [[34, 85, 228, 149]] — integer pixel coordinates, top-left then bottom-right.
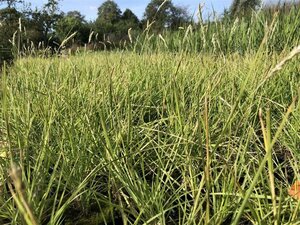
[[0, 0, 299, 64], [0, 0, 191, 55]]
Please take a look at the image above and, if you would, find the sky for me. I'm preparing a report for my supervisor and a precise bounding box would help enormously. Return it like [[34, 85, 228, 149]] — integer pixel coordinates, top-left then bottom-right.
[[7, 0, 291, 21]]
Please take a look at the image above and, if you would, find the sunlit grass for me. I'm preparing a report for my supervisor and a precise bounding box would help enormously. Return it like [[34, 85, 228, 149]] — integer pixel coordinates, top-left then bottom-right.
[[0, 47, 299, 224], [0, 3, 300, 224]]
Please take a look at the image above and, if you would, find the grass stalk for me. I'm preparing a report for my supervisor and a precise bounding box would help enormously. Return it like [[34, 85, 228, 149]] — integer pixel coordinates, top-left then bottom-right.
[[204, 94, 210, 224], [232, 99, 295, 225], [259, 108, 277, 223]]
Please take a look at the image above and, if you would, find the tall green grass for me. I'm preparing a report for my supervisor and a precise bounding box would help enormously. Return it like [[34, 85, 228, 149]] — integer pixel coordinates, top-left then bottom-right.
[[130, 3, 300, 54], [0, 48, 300, 224], [1, 4, 300, 225]]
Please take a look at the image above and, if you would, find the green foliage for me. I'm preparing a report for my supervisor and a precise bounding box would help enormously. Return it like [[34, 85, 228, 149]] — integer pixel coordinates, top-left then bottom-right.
[[0, 7, 21, 38], [143, 0, 189, 31], [122, 8, 139, 24], [95, 0, 121, 34], [0, 7, 21, 64], [93, 1, 141, 45], [0, 0, 64, 66], [113, 9, 140, 36], [169, 5, 190, 29], [97, 0, 121, 23], [29, 0, 63, 41], [56, 11, 90, 44]]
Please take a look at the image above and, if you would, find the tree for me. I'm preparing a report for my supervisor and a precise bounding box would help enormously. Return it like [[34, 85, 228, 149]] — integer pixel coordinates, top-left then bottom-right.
[[143, 0, 189, 31], [0, 7, 22, 64], [56, 11, 90, 44], [42, 0, 63, 37], [0, 0, 23, 8], [30, 0, 63, 40], [169, 5, 189, 29], [95, 0, 121, 32], [122, 9, 139, 25], [97, 0, 121, 23], [116, 8, 140, 33], [229, 0, 262, 17]]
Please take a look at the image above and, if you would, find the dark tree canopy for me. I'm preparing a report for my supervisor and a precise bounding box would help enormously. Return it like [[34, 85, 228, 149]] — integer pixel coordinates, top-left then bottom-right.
[[0, 7, 22, 63], [42, 0, 63, 36], [94, 0, 123, 36], [65, 10, 85, 20], [0, 7, 22, 42], [169, 5, 189, 29], [144, 0, 173, 29], [143, 0, 189, 31], [56, 10, 90, 44], [0, 5, 21, 22], [117, 8, 140, 31], [122, 8, 139, 25], [97, 0, 121, 24]]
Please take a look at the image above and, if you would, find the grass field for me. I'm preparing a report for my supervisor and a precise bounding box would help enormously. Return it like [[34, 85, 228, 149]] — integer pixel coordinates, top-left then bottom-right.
[[1, 5, 300, 225], [1, 49, 300, 224]]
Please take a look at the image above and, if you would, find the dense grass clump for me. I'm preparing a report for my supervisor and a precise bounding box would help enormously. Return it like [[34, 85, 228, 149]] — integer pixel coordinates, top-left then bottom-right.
[[0, 48, 300, 224]]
